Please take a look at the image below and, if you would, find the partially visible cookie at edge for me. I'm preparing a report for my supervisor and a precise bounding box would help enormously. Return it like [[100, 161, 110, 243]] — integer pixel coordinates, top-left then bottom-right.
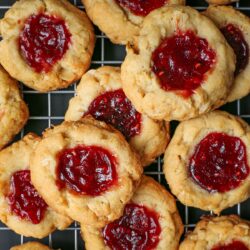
[[82, 0, 185, 44], [204, 5, 250, 102], [0, 65, 28, 150], [0, 133, 72, 239], [11, 242, 51, 250], [206, 0, 239, 5], [180, 215, 250, 250]]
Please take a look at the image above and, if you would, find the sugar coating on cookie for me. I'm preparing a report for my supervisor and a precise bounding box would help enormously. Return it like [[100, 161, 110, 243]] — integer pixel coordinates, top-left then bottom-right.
[[0, 66, 28, 150], [0, 134, 72, 238], [82, 0, 185, 44], [204, 6, 250, 102], [30, 118, 143, 227], [11, 242, 51, 250], [82, 176, 183, 250], [65, 66, 169, 166], [0, 0, 95, 92], [164, 110, 250, 214], [180, 215, 250, 250], [121, 6, 235, 121]]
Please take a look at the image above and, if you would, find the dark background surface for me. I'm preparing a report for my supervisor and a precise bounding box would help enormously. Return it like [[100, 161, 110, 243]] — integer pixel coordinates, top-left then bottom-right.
[[0, 0, 250, 249]]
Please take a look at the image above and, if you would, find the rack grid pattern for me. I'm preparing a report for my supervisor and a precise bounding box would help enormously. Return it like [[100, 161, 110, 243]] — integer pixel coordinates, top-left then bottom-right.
[[0, 0, 250, 249]]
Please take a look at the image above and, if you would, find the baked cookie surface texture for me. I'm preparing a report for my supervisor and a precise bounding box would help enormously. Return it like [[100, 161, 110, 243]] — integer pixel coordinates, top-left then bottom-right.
[[180, 215, 250, 250], [0, 0, 95, 92], [164, 111, 250, 214], [121, 6, 235, 121], [82, 176, 183, 250]]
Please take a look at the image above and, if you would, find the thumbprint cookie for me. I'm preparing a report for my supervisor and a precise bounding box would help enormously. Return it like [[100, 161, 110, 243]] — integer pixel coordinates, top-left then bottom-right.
[[121, 6, 235, 121], [164, 111, 250, 214], [82, 176, 183, 250], [0, 66, 28, 150], [180, 215, 250, 250], [0, 134, 72, 238], [65, 66, 169, 167], [30, 117, 143, 228], [11, 242, 51, 250], [82, 0, 185, 44], [204, 6, 250, 102], [0, 0, 95, 92], [206, 0, 239, 5]]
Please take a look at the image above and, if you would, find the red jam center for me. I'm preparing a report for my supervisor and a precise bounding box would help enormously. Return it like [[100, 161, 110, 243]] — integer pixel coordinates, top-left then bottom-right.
[[188, 132, 249, 193], [19, 13, 71, 73], [7, 170, 48, 224], [115, 0, 167, 16], [102, 203, 161, 250], [221, 24, 249, 76], [85, 89, 141, 140], [56, 145, 118, 196], [212, 240, 249, 250], [151, 30, 216, 97]]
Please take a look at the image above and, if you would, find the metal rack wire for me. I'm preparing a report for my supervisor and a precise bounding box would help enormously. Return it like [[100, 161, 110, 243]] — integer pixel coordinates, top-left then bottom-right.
[[0, 0, 250, 249]]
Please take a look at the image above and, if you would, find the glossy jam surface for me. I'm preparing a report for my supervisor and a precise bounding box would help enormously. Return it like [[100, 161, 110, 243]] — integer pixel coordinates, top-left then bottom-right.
[[152, 30, 216, 97], [19, 13, 71, 73], [85, 89, 141, 140], [211, 240, 249, 250], [115, 0, 167, 16], [56, 145, 118, 196], [102, 203, 161, 250], [7, 170, 48, 224], [221, 24, 249, 75], [189, 132, 249, 193]]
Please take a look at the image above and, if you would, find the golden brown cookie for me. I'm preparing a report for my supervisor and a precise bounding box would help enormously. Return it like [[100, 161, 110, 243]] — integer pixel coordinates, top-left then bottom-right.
[[30, 118, 143, 228], [11, 242, 51, 250], [180, 215, 250, 250], [0, 0, 95, 92], [121, 6, 235, 121], [0, 134, 72, 238], [0, 66, 28, 150], [204, 6, 250, 102], [65, 66, 170, 166], [206, 0, 239, 5], [164, 111, 250, 214], [82, 0, 185, 45], [81, 176, 183, 250]]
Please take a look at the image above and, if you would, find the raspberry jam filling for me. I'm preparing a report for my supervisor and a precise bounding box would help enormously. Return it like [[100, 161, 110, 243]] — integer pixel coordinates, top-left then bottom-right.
[[19, 13, 71, 73], [85, 89, 141, 140], [56, 145, 118, 196], [211, 240, 249, 250], [115, 0, 167, 16], [102, 203, 161, 250], [188, 132, 249, 193], [221, 24, 249, 75], [152, 30, 216, 97], [7, 170, 48, 224]]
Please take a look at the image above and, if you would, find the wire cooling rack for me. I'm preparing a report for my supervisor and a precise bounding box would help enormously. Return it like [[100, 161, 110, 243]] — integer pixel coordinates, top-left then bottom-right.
[[0, 0, 250, 249]]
